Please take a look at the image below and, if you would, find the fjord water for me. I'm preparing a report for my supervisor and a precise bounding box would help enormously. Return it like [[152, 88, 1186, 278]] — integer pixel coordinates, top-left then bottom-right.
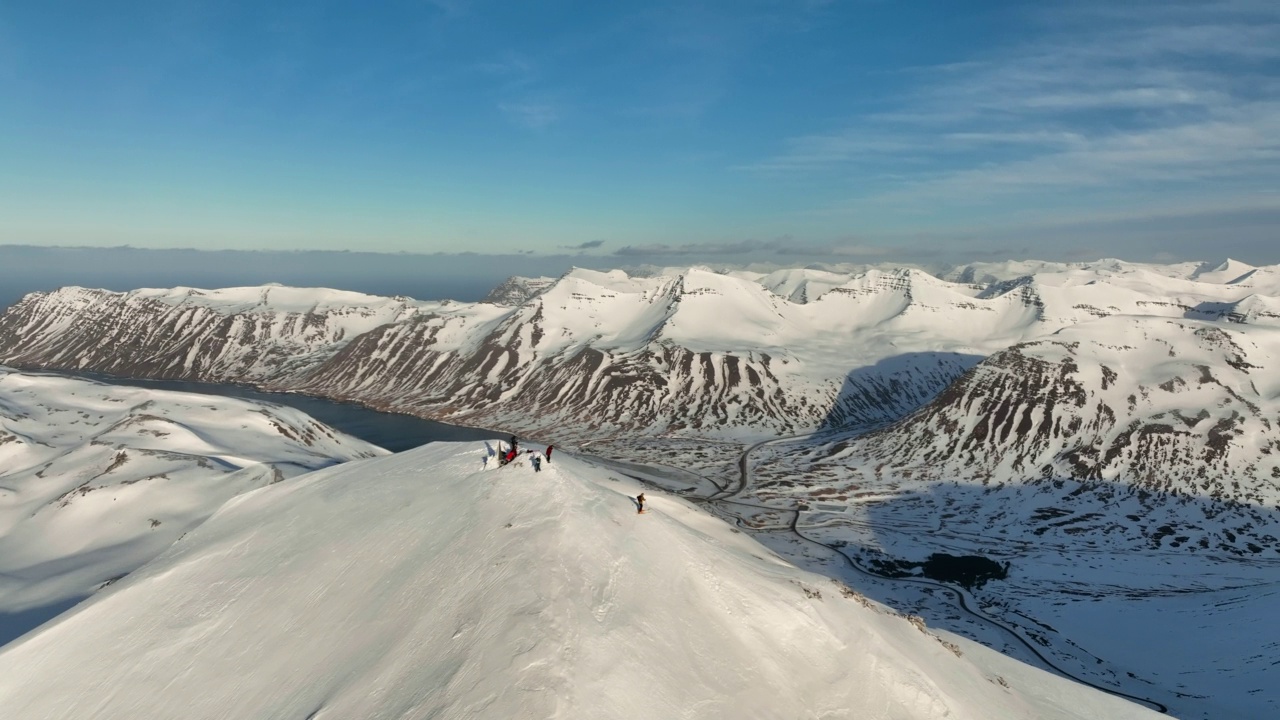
[[58, 371, 505, 451]]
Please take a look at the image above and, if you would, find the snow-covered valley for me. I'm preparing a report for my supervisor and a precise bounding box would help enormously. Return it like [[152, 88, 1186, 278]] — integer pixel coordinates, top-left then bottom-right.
[[1, 258, 1278, 717]]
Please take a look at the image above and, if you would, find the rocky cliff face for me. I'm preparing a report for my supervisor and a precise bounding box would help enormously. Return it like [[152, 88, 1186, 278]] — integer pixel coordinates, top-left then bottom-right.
[[0, 285, 430, 383]]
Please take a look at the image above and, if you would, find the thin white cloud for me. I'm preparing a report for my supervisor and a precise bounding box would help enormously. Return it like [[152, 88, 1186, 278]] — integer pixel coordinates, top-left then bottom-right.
[[498, 102, 559, 129], [943, 131, 1087, 146], [1070, 194, 1280, 229], [748, 1, 1280, 212], [475, 56, 533, 78], [828, 244, 892, 257], [612, 237, 903, 261], [862, 105, 1280, 207]]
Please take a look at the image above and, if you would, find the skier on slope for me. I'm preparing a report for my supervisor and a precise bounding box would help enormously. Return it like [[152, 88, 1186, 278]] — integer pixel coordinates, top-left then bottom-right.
[[636, 493, 646, 514], [545, 445, 553, 464]]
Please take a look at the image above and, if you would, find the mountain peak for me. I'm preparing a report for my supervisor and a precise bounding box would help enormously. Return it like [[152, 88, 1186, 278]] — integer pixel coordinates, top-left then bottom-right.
[[0, 443, 1159, 719], [1191, 258, 1258, 284], [481, 276, 556, 306]]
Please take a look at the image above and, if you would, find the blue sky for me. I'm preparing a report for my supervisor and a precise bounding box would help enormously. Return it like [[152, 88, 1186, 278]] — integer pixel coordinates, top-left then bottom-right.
[[1, 0, 1278, 265]]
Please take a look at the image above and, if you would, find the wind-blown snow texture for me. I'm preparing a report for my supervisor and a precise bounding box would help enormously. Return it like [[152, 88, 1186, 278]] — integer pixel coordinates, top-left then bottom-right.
[[0, 368, 384, 625], [0, 443, 1158, 720]]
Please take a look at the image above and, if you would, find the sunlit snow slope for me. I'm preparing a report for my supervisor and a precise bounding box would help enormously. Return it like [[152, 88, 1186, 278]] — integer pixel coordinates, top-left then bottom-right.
[[0, 368, 385, 621], [0, 444, 1157, 720]]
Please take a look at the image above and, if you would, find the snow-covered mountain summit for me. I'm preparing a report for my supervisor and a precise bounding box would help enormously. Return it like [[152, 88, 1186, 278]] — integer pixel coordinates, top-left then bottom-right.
[[1190, 258, 1257, 284], [0, 442, 1158, 720]]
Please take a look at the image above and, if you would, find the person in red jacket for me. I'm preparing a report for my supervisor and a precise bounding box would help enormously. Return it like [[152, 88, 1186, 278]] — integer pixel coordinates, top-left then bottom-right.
[[545, 445, 554, 464]]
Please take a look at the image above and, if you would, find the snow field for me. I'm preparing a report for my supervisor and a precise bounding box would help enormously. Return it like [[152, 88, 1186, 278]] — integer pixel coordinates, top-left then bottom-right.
[[0, 443, 1160, 719], [0, 368, 384, 616]]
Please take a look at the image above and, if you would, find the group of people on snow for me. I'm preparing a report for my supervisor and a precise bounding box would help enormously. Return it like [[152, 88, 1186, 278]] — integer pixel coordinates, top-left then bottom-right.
[[482, 438, 648, 515], [489, 436, 553, 472]]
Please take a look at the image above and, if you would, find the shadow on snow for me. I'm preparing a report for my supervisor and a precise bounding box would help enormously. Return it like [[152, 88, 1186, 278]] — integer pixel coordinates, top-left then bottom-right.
[[818, 351, 983, 433]]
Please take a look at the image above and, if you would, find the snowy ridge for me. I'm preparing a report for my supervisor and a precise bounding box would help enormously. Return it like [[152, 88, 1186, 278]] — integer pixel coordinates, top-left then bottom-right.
[[295, 266, 1030, 438], [0, 367, 384, 618], [1189, 258, 1258, 284], [754, 267, 856, 304], [0, 285, 446, 383], [2, 261, 1279, 446], [0, 443, 1158, 720]]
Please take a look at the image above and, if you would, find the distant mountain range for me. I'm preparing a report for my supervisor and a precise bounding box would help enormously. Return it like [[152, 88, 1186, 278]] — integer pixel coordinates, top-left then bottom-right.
[[1, 258, 1277, 494]]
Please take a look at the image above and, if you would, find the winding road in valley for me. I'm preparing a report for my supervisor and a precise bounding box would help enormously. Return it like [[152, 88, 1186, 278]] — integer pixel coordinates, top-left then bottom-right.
[[578, 433, 1171, 712], [712, 430, 831, 501], [687, 435, 1172, 715]]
